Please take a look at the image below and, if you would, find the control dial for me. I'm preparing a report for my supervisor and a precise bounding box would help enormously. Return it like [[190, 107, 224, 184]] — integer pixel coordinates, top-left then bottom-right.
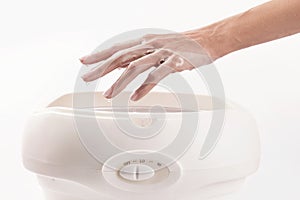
[[119, 164, 155, 181]]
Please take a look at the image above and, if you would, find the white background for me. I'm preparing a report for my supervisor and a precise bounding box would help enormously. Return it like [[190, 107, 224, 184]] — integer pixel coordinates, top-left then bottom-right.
[[0, 0, 299, 199]]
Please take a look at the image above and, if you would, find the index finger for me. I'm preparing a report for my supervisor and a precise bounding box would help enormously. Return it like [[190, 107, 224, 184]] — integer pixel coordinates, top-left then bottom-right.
[[80, 38, 142, 64]]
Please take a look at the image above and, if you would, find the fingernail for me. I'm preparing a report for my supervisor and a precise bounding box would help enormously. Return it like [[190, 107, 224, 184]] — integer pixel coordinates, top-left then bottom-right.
[[104, 88, 113, 98], [130, 93, 139, 101], [79, 56, 88, 63], [81, 74, 89, 81]]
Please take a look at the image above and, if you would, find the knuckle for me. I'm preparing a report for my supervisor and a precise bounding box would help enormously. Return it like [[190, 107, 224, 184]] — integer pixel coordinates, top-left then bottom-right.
[[148, 38, 164, 48], [171, 55, 186, 71], [157, 49, 172, 57], [142, 34, 157, 41], [127, 62, 137, 70], [172, 55, 182, 63]]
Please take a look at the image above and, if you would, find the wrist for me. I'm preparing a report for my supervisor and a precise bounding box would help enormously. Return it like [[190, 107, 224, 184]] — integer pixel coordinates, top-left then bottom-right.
[[183, 20, 239, 61]]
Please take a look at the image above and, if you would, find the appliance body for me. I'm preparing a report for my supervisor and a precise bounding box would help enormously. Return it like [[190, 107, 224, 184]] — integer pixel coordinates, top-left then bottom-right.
[[22, 92, 260, 200]]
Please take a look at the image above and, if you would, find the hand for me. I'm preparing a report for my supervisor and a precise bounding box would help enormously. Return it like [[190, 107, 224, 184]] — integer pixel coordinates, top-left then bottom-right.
[[80, 33, 213, 101]]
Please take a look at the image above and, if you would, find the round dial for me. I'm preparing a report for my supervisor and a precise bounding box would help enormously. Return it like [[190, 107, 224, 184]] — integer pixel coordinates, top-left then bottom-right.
[[102, 152, 181, 192], [119, 164, 155, 181]]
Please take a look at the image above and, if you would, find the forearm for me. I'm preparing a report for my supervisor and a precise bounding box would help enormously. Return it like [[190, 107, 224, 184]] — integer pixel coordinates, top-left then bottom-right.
[[185, 0, 300, 60]]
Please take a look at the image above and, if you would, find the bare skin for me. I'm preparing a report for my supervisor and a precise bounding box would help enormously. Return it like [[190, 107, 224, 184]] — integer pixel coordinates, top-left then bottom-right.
[[81, 0, 300, 101]]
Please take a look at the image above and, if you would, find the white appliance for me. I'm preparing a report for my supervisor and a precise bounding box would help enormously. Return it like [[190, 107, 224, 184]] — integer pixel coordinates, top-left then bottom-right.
[[22, 92, 260, 200]]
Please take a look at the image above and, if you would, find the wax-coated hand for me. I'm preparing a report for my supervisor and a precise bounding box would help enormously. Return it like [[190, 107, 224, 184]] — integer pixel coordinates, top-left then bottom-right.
[[80, 33, 212, 101]]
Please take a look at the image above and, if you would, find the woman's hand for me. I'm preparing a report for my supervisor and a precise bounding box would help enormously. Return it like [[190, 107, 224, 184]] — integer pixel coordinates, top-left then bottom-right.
[[80, 0, 300, 101], [80, 33, 214, 101]]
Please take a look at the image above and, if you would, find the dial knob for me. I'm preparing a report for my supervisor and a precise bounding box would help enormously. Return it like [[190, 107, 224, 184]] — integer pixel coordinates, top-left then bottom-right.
[[119, 164, 155, 181]]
